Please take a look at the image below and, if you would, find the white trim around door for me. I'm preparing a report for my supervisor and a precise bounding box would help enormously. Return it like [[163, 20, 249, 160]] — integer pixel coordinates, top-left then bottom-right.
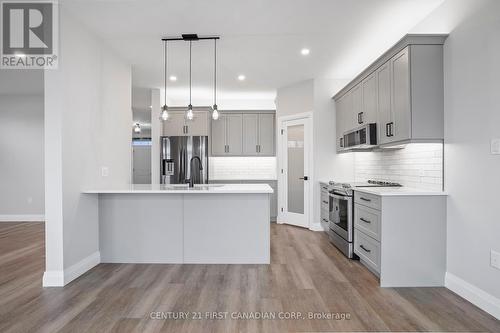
[[277, 112, 313, 229]]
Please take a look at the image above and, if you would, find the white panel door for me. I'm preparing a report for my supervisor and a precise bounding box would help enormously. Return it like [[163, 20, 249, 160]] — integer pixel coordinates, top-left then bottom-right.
[[132, 145, 152, 184], [281, 117, 310, 228]]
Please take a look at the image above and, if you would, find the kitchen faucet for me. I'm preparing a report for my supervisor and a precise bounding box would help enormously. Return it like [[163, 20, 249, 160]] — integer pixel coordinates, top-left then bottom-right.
[[187, 156, 203, 188]]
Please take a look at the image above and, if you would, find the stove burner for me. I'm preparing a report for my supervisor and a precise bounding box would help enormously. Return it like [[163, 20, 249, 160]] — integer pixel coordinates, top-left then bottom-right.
[[367, 180, 402, 187]]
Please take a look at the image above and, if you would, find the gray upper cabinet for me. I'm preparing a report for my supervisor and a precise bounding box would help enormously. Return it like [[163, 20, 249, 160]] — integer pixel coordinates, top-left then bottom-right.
[[162, 110, 209, 136], [211, 114, 243, 156], [349, 84, 363, 129], [226, 114, 243, 155], [242, 114, 259, 155], [377, 61, 392, 145], [334, 34, 447, 150], [211, 114, 227, 155], [361, 71, 378, 125], [212, 112, 275, 156], [258, 113, 275, 155], [162, 111, 186, 136]]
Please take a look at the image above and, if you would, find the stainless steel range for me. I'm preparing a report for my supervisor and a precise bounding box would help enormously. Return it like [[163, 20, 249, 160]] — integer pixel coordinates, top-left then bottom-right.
[[327, 180, 402, 258]]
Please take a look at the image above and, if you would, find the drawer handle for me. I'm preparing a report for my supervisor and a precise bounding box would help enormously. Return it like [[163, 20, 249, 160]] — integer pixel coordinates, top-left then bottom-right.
[[360, 245, 371, 253], [322, 201, 328, 204], [360, 197, 371, 202], [360, 217, 371, 224]]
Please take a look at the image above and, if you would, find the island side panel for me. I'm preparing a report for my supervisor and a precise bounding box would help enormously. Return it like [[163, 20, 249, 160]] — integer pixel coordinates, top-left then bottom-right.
[[380, 195, 446, 287], [99, 194, 184, 263], [183, 193, 270, 264]]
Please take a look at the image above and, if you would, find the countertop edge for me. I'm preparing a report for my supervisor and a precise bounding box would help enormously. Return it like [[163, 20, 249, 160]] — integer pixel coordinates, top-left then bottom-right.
[[353, 188, 448, 197]]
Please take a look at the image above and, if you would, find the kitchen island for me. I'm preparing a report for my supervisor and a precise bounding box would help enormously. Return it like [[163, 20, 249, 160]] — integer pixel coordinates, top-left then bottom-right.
[[83, 184, 272, 264]]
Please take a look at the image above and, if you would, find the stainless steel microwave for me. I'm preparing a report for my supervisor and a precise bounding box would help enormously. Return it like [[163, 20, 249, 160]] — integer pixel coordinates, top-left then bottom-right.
[[342, 123, 377, 149]]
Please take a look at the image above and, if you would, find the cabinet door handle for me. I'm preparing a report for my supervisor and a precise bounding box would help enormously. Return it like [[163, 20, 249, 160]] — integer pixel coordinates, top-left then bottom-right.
[[360, 197, 371, 202], [322, 218, 328, 222], [258, 145, 261, 153], [360, 245, 371, 253], [360, 217, 371, 224], [340, 137, 344, 148], [322, 200, 328, 204], [388, 122, 394, 137], [358, 112, 363, 124], [386, 123, 390, 137]]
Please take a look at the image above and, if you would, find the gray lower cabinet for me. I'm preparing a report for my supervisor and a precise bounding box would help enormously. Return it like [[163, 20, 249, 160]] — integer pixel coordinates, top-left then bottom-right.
[[320, 182, 329, 225], [209, 179, 277, 221], [211, 114, 243, 156], [353, 190, 447, 287], [212, 112, 275, 156]]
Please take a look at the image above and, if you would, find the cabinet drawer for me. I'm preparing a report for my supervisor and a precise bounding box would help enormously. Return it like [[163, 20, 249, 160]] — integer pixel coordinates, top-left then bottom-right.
[[321, 207, 329, 222], [354, 191, 381, 210], [354, 205, 381, 241], [354, 229, 380, 274]]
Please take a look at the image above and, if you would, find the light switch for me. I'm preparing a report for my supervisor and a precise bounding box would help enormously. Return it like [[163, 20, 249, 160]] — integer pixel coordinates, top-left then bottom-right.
[[491, 139, 500, 155], [101, 166, 109, 177], [491, 250, 500, 270]]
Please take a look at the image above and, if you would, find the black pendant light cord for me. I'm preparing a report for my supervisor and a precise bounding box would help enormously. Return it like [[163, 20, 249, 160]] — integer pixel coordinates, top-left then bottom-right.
[[189, 41, 192, 106], [164, 41, 167, 106], [214, 39, 217, 106]]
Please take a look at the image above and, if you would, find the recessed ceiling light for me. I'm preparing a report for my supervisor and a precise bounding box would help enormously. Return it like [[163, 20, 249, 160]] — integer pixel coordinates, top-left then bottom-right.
[[238, 75, 246, 81], [169, 75, 177, 81], [301, 48, 310, 56]]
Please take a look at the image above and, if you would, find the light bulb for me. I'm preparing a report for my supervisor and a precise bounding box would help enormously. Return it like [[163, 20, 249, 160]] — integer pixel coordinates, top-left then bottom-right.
[[212, 105, 219, 120], [160, 105, 169, 120], [186, 105, 194, 120]]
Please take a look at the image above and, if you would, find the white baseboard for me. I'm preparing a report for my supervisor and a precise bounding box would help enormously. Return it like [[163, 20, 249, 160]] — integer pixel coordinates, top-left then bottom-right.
[[43, 251, 101, 287], [0, 214, 45, 222], [309, 223, 323, 231], [445, 272, 500, 320], [42, 270, 64, 287]]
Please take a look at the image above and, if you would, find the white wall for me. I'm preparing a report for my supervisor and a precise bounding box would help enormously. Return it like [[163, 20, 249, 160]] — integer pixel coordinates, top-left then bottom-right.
[[441, 0, 500, 314], [0, 76, 44, 220], [44, 9, 132, 286]]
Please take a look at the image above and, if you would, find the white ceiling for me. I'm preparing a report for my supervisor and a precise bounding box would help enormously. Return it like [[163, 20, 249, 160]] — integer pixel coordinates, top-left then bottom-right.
[[61, 0, 445, 107]]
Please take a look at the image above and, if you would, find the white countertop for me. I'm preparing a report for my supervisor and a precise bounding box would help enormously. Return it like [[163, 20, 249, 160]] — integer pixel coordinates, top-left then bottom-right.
[[83, 183, 274, 194], [354, 187, 447, 196]]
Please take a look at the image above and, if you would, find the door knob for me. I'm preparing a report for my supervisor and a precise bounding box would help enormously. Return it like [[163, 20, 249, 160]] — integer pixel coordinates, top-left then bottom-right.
[[299, 176, 308, 181]]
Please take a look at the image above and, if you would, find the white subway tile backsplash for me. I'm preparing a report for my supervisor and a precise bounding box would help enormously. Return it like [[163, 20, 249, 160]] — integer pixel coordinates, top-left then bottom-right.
[[209, 157, 277, 180], [354, 143, 444, 191]]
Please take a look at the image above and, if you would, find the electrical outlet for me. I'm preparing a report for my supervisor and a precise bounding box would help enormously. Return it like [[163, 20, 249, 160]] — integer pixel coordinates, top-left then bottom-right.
[[491, 139, 500, 155], [491, 250, 500, 270], [101, 166, 109, 177]]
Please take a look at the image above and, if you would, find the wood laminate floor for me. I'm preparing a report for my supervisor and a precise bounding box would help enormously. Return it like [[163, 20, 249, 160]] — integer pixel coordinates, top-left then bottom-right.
[[0, 222, 499, 333]]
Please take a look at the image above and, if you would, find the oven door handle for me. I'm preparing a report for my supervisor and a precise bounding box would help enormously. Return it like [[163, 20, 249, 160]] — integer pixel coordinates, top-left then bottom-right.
[[329, 193, 352, 201]]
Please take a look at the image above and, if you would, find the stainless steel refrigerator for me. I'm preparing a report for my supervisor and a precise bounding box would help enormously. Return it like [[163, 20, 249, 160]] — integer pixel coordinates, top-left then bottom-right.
[[160, 136, 208, 184]]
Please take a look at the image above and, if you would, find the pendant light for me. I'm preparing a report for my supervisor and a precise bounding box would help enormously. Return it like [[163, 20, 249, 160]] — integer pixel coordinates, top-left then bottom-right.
[[212, 39, 220, 120], [160, 41, 169, 120], [186, 41, 194, 120]]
